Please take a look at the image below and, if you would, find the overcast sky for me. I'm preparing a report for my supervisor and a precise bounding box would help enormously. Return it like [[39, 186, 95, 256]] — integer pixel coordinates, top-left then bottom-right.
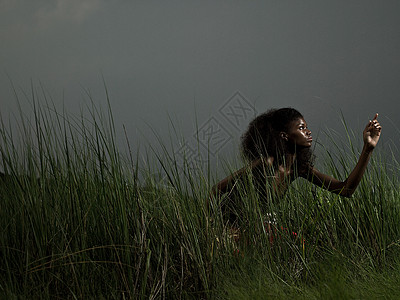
[[1, 1, 400, 174]]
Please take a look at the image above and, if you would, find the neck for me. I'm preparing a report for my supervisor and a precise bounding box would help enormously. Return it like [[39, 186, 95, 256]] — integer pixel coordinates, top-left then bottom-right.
[[281, 152, 296, 171]]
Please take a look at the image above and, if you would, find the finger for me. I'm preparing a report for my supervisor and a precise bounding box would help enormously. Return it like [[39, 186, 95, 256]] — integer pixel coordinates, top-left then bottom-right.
[[373, 120, 381, 128], [366, 118, 379, 130], [366, 121, 381, 133], [370, 122, 382, 133]]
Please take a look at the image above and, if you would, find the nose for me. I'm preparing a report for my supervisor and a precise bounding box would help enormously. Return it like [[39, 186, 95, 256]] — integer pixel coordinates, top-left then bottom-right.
[[306, 129, 311, 136]]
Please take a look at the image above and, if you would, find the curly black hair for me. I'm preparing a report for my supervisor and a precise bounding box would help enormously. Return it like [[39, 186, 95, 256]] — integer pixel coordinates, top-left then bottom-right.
[[241, 107, 314, 175]]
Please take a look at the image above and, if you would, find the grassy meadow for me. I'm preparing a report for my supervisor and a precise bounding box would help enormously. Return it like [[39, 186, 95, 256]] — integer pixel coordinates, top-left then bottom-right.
[[1, 94, 400, 299]]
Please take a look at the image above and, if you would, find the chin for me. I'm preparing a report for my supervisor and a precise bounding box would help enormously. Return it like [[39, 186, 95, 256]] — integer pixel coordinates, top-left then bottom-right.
[[304, 140, 313, 147]]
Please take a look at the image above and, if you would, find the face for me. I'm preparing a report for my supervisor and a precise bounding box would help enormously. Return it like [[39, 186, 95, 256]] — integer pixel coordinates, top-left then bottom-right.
[[285, 118, 312, 147]]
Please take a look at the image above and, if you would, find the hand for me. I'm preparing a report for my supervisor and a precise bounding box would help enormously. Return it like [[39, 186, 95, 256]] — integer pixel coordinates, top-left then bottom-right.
[[363, 113, 382, 150]]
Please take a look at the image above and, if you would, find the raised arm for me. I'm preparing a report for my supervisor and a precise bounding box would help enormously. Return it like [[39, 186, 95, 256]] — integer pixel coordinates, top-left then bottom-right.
[[305, 113, 382, 197]]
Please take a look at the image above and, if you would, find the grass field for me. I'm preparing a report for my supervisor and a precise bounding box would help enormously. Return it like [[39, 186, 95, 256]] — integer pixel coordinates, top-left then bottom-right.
[[1, 96, 400, 299]]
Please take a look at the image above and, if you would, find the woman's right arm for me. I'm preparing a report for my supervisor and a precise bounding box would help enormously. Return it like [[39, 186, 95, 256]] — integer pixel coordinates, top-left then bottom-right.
[[304, 114, 382, 197]]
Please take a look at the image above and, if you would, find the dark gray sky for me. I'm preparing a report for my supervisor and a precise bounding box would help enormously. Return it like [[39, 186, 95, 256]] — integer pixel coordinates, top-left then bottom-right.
[[2, 1, 400, 174]]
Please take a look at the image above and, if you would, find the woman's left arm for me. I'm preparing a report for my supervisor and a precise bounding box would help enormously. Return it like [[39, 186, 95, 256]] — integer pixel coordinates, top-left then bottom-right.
[[303, 113, 382, 197]]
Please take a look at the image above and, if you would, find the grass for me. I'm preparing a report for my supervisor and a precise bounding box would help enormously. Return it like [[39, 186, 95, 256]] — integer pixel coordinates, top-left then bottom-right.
[[1, 89, 400, 298]]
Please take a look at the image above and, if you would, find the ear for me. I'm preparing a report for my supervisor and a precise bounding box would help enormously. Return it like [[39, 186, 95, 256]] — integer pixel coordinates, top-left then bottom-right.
[[280, 132, 288, 141]]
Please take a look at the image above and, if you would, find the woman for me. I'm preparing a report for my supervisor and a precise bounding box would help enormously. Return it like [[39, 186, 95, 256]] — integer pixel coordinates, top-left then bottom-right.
[[211, 108, 382, 223]]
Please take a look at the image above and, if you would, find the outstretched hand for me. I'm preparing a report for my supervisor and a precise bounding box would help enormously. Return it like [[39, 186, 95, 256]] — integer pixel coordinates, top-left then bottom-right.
[[363, 113, 382, 150]]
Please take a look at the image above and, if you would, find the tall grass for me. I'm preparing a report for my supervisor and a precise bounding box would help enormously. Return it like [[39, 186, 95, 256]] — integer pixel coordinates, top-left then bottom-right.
[[1, 91, 400, 298]]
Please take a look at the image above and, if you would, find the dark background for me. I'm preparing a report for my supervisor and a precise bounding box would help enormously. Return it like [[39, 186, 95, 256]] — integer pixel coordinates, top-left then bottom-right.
[[2, 1, 399, 176]]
